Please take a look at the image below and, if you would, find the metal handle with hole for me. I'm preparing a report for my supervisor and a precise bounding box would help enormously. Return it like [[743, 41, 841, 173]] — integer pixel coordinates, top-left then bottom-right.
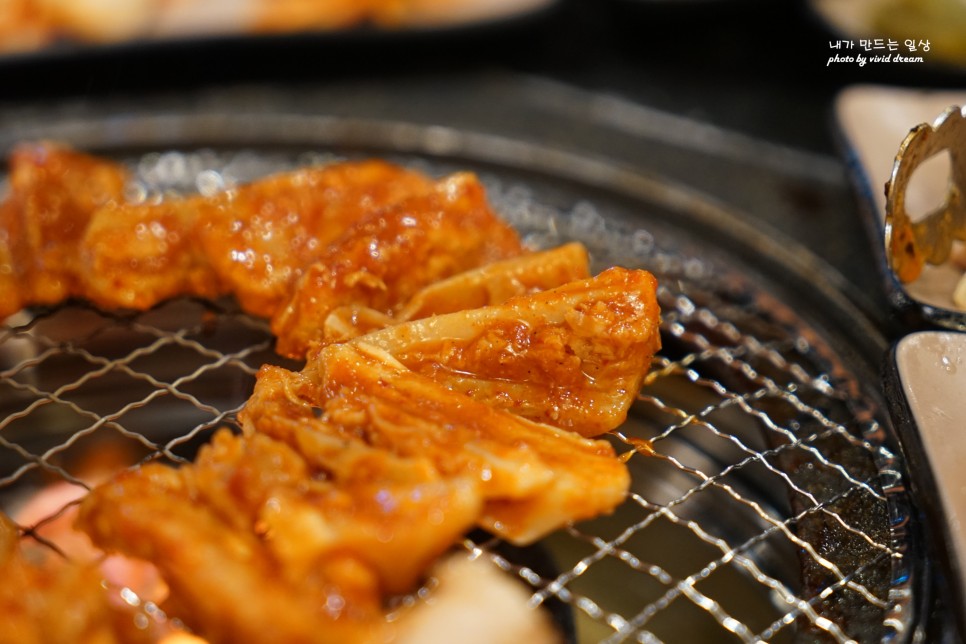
[[885, 105, 966, 284]]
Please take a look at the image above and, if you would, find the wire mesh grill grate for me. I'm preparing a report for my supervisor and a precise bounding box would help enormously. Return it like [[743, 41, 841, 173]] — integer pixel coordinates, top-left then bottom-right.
[[0, 149, 909, 643]]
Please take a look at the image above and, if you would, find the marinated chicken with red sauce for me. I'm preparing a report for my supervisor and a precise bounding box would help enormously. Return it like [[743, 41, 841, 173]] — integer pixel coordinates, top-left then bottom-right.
[[0, 512, 158, 644], [332, 266, 662, 436], [306, 342, 631, 543], [0, 143, 433, 318], [78, 429, 481, 644], [2, 143, 662, 643], [1, 144, 527, 360], [321, 242, 590, 344], [75, 266, 657, 639], [82, 159, 434, 316], [271, 172, 524, 357], [0, 142, 130, 318]]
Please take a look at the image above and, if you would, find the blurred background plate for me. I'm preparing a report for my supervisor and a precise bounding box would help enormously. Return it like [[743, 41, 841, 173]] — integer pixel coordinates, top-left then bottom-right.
[[886, 330, 966, 641], [0, 0, 558, 64]]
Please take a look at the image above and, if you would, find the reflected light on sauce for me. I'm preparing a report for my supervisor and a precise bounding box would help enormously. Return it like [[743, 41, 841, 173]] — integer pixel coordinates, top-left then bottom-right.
[[619, 436, 655, 462]]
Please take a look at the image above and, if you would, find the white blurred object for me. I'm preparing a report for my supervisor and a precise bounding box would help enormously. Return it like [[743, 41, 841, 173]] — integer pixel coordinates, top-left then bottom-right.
[[393, 553, 562, 644], [895, 331, 966, 597], [154, 0, 254, 37]]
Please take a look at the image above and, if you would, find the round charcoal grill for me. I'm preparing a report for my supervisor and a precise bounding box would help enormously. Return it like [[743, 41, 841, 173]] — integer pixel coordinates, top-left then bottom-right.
[[0, 113, 921, 643]]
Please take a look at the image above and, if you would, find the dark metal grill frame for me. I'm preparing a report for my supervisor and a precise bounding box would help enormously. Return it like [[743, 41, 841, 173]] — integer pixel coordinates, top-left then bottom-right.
[[0, 118, 922, 643]]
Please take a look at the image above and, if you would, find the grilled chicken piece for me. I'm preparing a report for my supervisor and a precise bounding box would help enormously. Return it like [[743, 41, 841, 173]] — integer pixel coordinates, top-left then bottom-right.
[[0, 512, 156, 644], [0, 144, 434, 319], [0, 142, 130, 318], [249, 341, 629, 545], [271, 172, 524, 358], [244, 267, 653, 543], [397, 242, 590, 320], [241, 364, 447, 485], [198, 160, 433, 317], [81, 160, 434, 315], [322, 242, 590, 344], [80, 198, 224, 311], [321, 267, 661, 437], [1, 143, 528, 357], [243, 364, 548, 511], [78, 428, 482, 644]]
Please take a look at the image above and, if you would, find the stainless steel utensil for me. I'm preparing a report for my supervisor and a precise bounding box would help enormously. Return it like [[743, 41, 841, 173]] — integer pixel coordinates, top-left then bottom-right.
[[885, 105, 966, 285]]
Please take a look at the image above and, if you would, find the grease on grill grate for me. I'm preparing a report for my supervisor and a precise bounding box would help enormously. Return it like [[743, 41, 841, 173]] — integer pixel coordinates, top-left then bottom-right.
[[0, 153, 903, 643]]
